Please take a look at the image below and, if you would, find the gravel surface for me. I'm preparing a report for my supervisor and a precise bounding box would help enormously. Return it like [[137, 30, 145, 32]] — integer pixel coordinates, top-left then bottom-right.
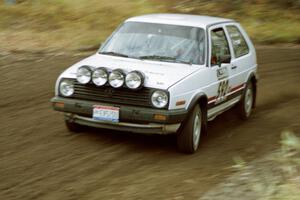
[[0, 47, 300, 199]]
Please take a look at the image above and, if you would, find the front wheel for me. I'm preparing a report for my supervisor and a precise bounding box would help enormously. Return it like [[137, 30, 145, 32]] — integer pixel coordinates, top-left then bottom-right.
[[177, 105, 205, 154], [64, 119, 84, 133]]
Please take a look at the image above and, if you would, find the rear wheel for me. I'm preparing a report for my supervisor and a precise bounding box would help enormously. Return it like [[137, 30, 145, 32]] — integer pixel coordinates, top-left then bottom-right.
[[177, 104, 205, 154], [237, 82, 254, 120]]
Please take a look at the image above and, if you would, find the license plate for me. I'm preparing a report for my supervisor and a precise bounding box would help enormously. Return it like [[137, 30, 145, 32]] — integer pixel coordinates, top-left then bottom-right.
[[93, 105, 119, 123]]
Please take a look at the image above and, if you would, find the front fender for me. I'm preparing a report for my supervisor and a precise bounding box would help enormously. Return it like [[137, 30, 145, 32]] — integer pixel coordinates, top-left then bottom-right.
[[187, 92, 208, 112]]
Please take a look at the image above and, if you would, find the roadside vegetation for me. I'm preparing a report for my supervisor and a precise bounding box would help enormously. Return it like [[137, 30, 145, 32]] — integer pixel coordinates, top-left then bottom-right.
[[201, 131, 300, 200], [0, 0, 299, 51], [273, 131, 300, 200], [252, 131, 300, 200]]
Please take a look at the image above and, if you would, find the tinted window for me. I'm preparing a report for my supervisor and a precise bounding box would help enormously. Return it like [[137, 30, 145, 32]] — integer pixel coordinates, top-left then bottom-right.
[[210, 28, 231, 66], [227, 25, 249, 58]]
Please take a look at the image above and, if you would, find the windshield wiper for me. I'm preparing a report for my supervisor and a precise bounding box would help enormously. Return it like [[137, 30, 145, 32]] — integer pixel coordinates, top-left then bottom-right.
[[139, 55, 175, 61], [99, 51, 129, 58], [173, 59, 192, 65], [139, 55, 192, 65]]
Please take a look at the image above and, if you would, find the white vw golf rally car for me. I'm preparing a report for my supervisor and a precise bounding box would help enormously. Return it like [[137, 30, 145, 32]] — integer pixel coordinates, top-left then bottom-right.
[[51, 14, 257, 153]]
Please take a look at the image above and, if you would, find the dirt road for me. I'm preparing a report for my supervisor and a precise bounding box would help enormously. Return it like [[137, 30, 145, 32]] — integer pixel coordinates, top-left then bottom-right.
[[0, 47, 300, 200]]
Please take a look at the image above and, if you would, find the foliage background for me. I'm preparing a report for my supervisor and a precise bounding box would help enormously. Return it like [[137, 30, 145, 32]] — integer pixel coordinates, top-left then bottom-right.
[[0, 0, 299, 51]]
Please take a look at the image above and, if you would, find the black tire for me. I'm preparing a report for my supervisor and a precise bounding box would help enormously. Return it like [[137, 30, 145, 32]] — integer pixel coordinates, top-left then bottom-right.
[[64, 119, 84, 133], [237, 81, 255, 120], [177, 104, 206, 154]]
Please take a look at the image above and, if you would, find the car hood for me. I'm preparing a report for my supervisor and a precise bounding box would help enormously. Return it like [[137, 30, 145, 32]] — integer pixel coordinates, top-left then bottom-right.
[[60, 53, 203, 90]]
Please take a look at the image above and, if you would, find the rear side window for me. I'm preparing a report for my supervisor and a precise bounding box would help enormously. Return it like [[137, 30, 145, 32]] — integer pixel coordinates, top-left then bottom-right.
[[226, 25, 249, 58]]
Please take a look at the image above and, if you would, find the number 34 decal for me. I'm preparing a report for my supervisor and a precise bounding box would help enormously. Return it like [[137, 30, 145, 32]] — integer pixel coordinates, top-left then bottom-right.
[[216, 80, 229, 103]]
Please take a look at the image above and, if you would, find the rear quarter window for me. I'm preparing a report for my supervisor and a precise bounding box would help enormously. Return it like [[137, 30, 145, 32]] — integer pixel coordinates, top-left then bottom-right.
[[226, 25, 249, 58]]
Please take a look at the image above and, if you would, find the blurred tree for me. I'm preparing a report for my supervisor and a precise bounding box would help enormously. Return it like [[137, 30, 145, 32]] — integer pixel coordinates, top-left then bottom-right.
[[4, 0, 27, 4], [218, 0, 243, 13], [4, 0, 16, 4], [268, 0, 300, 9]]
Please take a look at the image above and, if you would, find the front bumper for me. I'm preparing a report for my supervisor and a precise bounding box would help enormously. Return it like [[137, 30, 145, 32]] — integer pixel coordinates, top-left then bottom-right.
[[51, 97, 187, 134], [65, 114, 181, 134]]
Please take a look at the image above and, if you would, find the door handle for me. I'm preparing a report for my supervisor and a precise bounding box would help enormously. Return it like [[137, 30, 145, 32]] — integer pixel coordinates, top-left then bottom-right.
[[231, 65, 237, 70]]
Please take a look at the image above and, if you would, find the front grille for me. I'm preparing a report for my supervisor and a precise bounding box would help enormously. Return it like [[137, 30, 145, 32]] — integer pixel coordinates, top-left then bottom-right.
[[67, 79, 153, 108]]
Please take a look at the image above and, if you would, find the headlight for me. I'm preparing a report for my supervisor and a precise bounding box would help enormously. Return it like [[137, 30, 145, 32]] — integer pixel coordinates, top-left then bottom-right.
[[92, 67, 108, 86], [77, 66, 92, 84], [108, 69, 125, 88], [59, 79, 74, 97], [125, 71, 144, 89], [151, 90, 168, 108]]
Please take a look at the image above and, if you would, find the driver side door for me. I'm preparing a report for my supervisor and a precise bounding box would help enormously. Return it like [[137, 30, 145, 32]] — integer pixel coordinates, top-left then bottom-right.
[[207, 25, 235, 118], [209, 26, 233, 102]]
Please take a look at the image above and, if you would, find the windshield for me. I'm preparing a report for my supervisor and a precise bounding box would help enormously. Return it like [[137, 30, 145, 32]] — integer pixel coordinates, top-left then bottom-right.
[[99, 22, 206, 65]]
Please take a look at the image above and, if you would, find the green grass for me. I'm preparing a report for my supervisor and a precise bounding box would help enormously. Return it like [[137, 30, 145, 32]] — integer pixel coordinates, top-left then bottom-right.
[[0, 0, 299, 51], [165, 0, 300, 44], [270, 131, 300, 200], [230, 131, 300, 200]]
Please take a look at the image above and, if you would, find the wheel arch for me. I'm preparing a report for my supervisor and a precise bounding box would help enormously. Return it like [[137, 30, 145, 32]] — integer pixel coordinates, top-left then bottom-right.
[[187, 92, 208, 113], [182, 92, 208, 132]]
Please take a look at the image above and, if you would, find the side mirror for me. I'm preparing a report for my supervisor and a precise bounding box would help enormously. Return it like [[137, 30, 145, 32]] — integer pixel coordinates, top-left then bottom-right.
[[218, 55, 231, 67]]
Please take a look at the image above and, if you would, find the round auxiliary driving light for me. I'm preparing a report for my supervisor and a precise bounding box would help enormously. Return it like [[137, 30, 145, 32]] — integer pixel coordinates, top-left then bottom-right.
[[76, 66, 92, 84], [125, 71, 144, 89], [92, 67, 108, 86], [108, 69, 125, 88]]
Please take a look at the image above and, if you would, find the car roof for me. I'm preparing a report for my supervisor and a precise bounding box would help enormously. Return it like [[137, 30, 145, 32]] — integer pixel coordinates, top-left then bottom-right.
[[126, 14, 234, 28]]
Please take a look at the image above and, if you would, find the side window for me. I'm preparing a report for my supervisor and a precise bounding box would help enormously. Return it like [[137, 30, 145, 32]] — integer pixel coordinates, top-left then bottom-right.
[[210, 28, 231, 66], [226, 25, 249, 58]]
